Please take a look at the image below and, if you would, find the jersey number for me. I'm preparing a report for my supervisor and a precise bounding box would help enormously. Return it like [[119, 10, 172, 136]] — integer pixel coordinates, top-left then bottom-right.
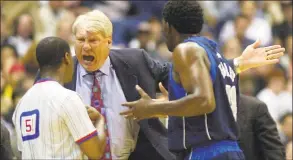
[[225, 85, 237, 121], [20, 109, 40, 141]]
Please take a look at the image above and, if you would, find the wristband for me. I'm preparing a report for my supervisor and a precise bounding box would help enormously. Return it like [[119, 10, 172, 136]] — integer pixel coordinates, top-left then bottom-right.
[[234, 58, 242, 74]]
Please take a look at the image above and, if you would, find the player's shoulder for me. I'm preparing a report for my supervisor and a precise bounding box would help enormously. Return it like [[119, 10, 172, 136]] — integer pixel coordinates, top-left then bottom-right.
[[173, 42, 207, 59]]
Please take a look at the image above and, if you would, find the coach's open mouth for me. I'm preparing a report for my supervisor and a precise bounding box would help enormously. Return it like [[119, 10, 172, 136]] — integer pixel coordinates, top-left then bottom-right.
[[83, 55, 95, 65]]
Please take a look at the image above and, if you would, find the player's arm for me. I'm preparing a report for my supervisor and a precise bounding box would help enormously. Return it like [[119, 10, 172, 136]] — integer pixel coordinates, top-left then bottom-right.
[[121, 42, 215, 118], [62, 94, 106, 160], [150, 42, 215, 116]]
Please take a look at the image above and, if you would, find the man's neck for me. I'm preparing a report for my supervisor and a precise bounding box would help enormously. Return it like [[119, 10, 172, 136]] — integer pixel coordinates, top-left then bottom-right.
[[40, 71, 64, 86], [179, 34, 197, 44]]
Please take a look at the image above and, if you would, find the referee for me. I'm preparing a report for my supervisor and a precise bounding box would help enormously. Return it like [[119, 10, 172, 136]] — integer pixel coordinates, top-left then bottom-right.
[[13, 37, 106, 159]]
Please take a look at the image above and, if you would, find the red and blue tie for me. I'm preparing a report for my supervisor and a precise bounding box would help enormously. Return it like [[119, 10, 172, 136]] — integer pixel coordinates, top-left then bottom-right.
[[91, 72, 112, 160]]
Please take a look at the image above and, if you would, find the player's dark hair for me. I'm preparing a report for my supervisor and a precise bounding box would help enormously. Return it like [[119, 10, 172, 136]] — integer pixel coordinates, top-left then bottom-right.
[[162, 0, 204, 34], [36, 37, 70, 71]]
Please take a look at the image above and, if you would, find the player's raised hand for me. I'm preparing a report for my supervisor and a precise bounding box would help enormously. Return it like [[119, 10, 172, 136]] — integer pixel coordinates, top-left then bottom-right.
[[120, 85, 155, 120], [235, 39, 285, 73]]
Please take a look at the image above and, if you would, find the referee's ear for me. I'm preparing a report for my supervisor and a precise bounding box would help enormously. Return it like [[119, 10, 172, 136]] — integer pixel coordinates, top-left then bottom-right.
[[64, 52, 72, 65]]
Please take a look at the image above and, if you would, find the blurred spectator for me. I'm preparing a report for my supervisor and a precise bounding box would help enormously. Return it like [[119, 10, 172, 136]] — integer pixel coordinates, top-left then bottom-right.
[[37, 1, 72, 40], [1, 1, 41, 41], [199, 1, 239, 24], [280, 36, 292, 89], [222, 37, 242, 59], [20, 73, 34, 91], [219, 1, 272, 46], [257, 67, 292, 122], [3, 82, 27, 126], [239, 76, 255, 96], [20, 9, 76, 73], [9, 63, 26, 87], [132, 17, 171, 62], [129, 22, 154, 51], [1, 15, 9, 46], [0, 121, 14, 160], [93, 1, 130, 21], [272, 1, 292, 47], [279, 112, 293, 145], [19, 41, 39, 72], [7, 13, 34, 57], [286, 36, 292, 92], [200, 24, 216, 41], [148, 17, 163, 44], [156, 42, 172, 62], [1, 44, 18, 76], [129, 0, 167, 20], [286, 141, 292, 160], [1, 72, 13, 116], [262, 1, 284, 26], [233, 14, 255, 49], [129, 21, 167, 62], [56, 15, 76, 56]]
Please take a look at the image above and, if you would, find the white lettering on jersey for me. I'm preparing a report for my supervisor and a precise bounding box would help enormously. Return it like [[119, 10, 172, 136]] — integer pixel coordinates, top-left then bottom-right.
[[218, 62, 236, 82], [216, 52, 222, 59]]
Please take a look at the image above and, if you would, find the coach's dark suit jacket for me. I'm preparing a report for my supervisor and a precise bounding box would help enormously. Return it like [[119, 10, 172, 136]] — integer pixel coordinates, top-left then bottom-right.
[[36, 48, 175, 160], [237, 94, 286, 160]]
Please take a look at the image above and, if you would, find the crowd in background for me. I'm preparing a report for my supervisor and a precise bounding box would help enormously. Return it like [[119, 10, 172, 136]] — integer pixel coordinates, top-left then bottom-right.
[[0, 1, 292, 159]]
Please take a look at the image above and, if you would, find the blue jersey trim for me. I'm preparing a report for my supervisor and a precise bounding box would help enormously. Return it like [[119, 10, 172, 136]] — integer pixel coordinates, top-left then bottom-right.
[[206, 51, 217, 83]]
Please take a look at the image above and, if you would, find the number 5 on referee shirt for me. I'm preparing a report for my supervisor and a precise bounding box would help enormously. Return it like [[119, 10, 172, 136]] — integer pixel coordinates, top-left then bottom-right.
[[20, 109, 40, 141]]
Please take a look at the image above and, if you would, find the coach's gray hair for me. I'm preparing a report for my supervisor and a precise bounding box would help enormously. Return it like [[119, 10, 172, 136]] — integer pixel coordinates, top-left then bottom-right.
[[72, 10, 113, 38]]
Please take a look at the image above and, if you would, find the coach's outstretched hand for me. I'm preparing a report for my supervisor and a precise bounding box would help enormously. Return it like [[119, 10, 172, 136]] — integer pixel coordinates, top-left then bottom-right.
[[235, 39, 285, 73]]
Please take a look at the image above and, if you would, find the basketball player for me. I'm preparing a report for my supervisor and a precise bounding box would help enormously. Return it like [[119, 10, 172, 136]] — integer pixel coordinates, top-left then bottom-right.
[[120, 1, 285, 159], [12, 37, 106, 159]]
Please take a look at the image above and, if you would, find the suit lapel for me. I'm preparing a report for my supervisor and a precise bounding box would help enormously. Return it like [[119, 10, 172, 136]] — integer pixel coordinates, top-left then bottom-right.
[[64, 57, 78, 91], [109, 51, 139, 102]]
